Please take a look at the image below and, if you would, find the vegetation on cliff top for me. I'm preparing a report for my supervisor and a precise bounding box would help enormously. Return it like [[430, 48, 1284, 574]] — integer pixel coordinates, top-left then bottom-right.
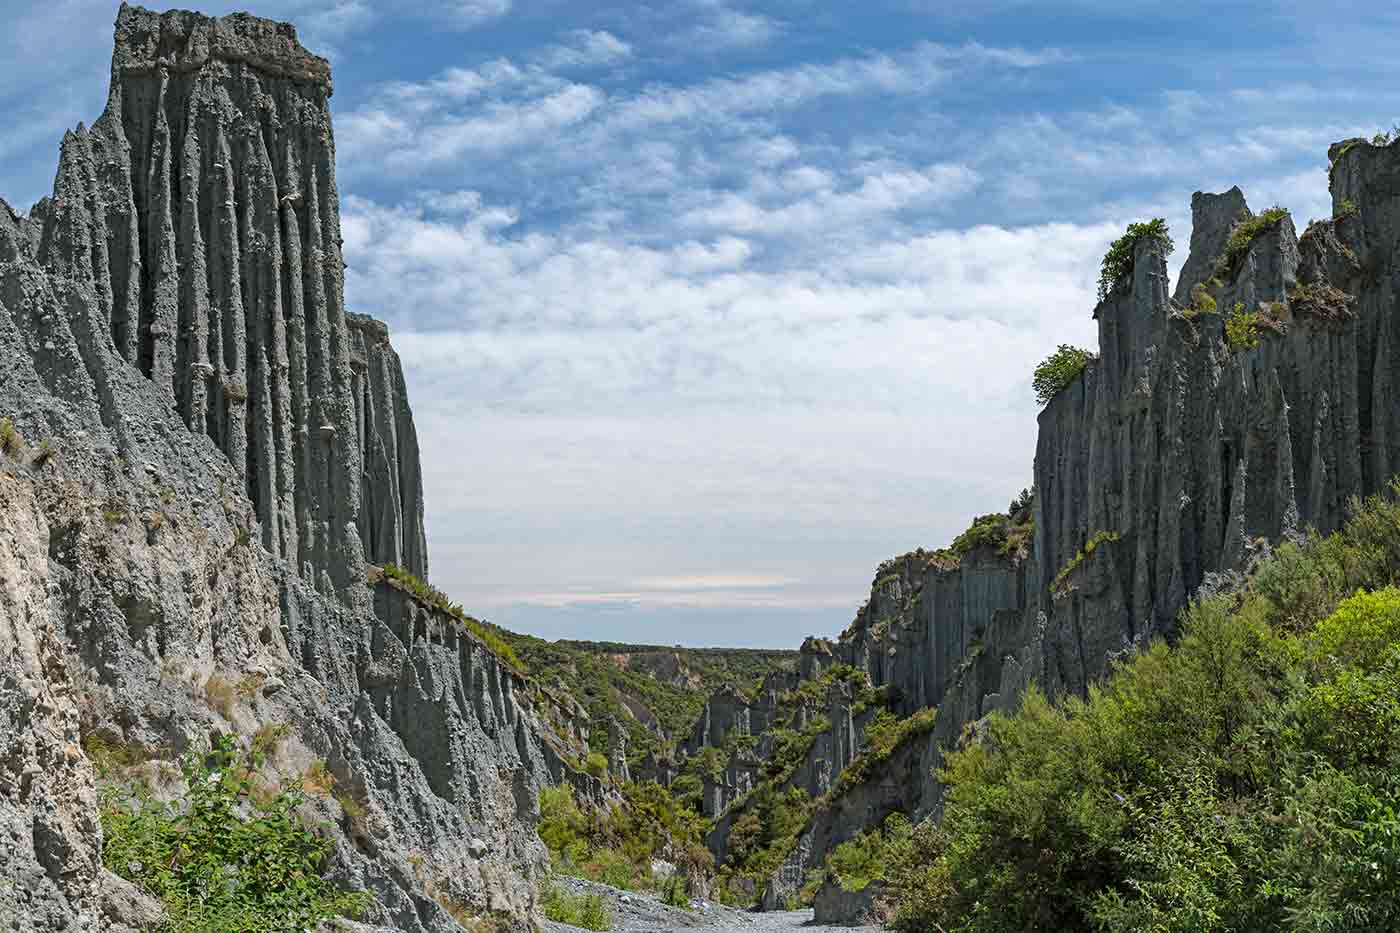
[[880, 483, 1400, 933], [375, 563, 528, 673], [1097, 218, 1173, 301], [1033, 344, 1094, 407]]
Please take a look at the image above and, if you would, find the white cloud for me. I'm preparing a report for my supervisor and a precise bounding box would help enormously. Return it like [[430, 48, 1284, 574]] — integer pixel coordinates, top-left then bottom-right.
[[680, 163, 980, 236], [533, 30, 633, 70], [674, 0, 781, 51]]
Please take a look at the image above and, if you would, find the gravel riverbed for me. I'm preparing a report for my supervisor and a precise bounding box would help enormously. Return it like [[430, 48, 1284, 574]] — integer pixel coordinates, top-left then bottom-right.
[[541, 877, 880, 933]]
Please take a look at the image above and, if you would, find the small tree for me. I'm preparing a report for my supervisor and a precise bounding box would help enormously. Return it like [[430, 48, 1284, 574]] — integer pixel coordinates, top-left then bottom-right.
[[1033, 345, 1093, 406]]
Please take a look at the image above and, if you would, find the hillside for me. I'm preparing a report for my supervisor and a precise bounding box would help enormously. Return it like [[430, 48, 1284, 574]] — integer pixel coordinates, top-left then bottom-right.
[[497, 635, 798, 763]]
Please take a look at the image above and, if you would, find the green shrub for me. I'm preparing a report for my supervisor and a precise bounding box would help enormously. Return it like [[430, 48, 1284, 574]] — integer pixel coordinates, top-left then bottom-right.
[[1181, 283, 1217, 319], [1224, 302, 1261, 352], [541, 885, 612, 931], [1221, 206, 1289, 272], [1336, 198, 1359, 218], [538, 782, 708, 899], [1309, 586, 1400, 673], [100, 735, 370, 932], [584, 752, 609, 779], [828, 813, 912, 894], [1098, 218, 1173, 301], [832, 707, 937, 794], [1032, 344, 1093, 406], [0, 418, 21, 456]]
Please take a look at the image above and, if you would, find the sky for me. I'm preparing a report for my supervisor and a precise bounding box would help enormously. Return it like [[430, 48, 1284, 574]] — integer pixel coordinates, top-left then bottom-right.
[[2, 1, 1397, 648]]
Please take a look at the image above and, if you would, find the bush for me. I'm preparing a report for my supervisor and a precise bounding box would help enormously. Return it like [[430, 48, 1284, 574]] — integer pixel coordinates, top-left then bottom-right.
[[1221, 206, 1289, 272], [0, 417, 20, 456], [538, 782, 708, 899], [1098, 218, 1173, 301], [100, 735, 370, 932], [827, 813, 913, 894], [1033, 345, 1093, 406], [1224, 302, 1261, 352], [541, 885, 612, 931], [584, 752, 609, 779], [1181, 283, 1217, 319]]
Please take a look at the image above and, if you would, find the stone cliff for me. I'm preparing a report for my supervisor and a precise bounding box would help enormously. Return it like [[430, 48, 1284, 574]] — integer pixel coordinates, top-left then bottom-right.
[[0, 5, 583, 931], [680, 136, 1400, 909]]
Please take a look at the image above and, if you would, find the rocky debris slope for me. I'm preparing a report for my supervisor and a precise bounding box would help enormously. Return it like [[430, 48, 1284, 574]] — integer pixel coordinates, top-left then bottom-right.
[[676, 136, 1400, 908], [0, 5, 587, 930]]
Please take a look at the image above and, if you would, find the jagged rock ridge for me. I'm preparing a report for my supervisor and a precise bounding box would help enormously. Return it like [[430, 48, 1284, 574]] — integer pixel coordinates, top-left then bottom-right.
[[0, 5, 582, 931], [30, 2, 426, 596]]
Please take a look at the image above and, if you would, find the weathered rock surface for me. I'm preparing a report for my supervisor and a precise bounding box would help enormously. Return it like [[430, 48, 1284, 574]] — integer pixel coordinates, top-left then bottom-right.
[[685, 137, 1400, 905], [0, 4, 587, 930]]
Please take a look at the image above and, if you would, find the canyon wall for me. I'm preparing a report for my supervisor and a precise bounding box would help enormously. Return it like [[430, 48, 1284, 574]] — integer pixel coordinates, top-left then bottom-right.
[[0, 5, 581, 931], [684, 136, 1400, 908]]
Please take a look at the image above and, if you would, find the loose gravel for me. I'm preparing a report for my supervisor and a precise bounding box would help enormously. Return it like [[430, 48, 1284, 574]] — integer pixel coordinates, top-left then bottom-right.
[[541, 877, 880, 933]]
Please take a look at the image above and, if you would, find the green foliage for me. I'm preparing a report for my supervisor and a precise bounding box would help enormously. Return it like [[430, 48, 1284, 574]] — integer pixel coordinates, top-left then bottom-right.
[[1008, 487, 1034, 516], [1033, 344, 1093, 406], [1098, 218, 1173, 301], [584, 752, 609, 779], [1225, 302, 1262, 352], [950, 509, 1034, 561], [1181, 283, 1218, 319], [1051, 529, 1121, 598], [378, 564, 527, 673], [828, 813, 913, 894], [0, 417, 20, 456], [1222, 207, 1290, 272], [541, 885, 612, 931], [882, 483, 1400, 933], [538, 782, 710, 900], [100, 735, 370, 932], [831, 707, 938, 795], [717, 784, 814, 906], [1336, 198, 1359, 218]]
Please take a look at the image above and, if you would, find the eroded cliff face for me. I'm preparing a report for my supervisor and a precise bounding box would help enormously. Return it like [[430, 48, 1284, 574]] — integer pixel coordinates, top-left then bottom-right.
[[683, 136, 1400, 908], [0, 5, 581, 930]]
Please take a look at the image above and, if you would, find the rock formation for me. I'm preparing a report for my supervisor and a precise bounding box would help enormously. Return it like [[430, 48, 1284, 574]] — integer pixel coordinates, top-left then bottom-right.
[[686, 137, 1400, 908], [0, 5, 586, 930]]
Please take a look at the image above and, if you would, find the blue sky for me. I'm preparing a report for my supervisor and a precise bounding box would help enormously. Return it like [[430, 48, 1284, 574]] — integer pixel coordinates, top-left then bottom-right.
[[3, 1, 1397, 647]]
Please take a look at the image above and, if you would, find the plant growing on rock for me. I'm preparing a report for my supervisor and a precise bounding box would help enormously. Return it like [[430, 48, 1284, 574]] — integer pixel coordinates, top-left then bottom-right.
[[1220, 206, 1290, 273], [1033, 345, 1094, 406], [100, 734, 370, 932], [377, 563, 527, 673], [0, 417, 21, 456], [1097, 218, 1173, 301], [1051, 530, 1122, 599], [541, 885, 612, 931], [1225, 302, 1262, 352]]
